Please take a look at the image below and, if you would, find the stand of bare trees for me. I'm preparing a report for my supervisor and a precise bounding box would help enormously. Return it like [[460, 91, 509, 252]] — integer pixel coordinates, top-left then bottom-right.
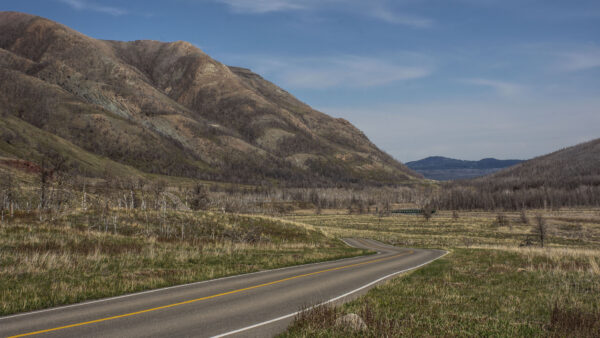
[[431, 183, 600, 211], [0, 165, 433, 218], [2, 143, 598, 219]]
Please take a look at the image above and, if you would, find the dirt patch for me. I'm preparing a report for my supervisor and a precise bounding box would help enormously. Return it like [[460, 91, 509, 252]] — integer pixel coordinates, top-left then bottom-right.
[[0, 158, 41, 174]]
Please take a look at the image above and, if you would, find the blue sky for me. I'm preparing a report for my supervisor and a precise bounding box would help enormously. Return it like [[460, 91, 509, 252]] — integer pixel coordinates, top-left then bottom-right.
[[4, 0, 600, 161]]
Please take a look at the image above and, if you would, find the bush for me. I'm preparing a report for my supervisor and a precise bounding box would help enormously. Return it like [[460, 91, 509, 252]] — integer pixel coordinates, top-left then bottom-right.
[[496, 213, 509, 227]]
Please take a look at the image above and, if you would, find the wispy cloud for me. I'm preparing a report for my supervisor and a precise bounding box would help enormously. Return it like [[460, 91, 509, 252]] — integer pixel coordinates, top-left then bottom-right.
[[556, 47, 600, 72], [59, 0, 127, 16], [462, 78, 527, 97], [211, 0, 433, 28], [235, 54, 432, 89], [369, 6, 433, 28], [215, 0, 304, 13]]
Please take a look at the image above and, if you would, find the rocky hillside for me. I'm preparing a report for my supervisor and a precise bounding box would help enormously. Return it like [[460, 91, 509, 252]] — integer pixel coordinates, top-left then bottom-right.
[[406, 156, 523, 181], [0, 11, 420, 186]]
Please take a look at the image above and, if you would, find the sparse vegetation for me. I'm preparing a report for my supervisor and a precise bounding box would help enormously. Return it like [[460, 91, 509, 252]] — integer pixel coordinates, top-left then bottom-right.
[[281, 210, 600, 337], [0, 209, 365, 316], [281, 248, 600, 337]]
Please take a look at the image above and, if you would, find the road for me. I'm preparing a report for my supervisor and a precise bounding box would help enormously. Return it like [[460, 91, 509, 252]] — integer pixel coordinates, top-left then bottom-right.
[[0, 238, 447, 338]]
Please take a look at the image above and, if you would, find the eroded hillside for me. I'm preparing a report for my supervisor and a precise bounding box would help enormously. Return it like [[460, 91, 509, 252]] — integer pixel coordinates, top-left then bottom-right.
[[0, 11, 421, 186]]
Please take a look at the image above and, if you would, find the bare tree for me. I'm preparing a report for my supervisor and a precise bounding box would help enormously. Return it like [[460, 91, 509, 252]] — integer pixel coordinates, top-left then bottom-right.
[[422, 205, 434, 222], [520, 209, 529, 224], [415, 193, 434, 221], [37, 149, 67, 214], [189, 183, 210, 211], [152, 180, 167, 210], [496, 213, 509, 227], [452, 210, 460, 220], [0, 172, 17, 220], [532, 214, 548, 247], [383, 200, 391, 216], [79, 175, 88, 211]]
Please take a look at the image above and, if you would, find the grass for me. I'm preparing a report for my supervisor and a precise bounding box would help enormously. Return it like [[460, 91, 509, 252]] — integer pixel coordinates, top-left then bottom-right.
[[280, 209, 600, 337], [0, 209, 366, 316], [284, 209, 600, 249], [0, 116, 142, 179], [2, 205, 599, 336]]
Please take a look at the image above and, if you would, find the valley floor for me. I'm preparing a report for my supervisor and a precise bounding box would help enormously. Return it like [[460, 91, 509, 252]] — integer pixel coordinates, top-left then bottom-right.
[[2, 208, 598, 337]]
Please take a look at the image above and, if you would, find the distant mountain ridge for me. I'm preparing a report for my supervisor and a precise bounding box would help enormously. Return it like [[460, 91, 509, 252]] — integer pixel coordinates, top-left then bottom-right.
[[0, 11, 421, 186], [406, 156, 524, 181]]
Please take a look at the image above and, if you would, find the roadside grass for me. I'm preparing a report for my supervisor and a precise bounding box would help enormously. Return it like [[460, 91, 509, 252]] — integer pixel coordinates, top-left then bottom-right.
[[280, 209, 600, 337], [0, 209, 366, 316], [281, 249, 600, 337]]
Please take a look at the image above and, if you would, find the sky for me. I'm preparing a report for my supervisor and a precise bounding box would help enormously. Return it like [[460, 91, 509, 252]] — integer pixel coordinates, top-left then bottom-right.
[[4, 0, 600, 162]]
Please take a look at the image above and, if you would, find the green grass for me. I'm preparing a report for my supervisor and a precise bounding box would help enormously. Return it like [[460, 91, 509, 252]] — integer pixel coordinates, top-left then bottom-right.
[[281, 248, 599, 337], [280, 210, 600, 337], [0, 209, 366, 316]]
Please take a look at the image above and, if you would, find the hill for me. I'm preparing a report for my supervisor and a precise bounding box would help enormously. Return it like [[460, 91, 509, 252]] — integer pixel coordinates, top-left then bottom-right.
[[434, 138, 600, 209], [0, 11, 420, 187], [406, 156, 523, 180], [484, 138, 600, 189]]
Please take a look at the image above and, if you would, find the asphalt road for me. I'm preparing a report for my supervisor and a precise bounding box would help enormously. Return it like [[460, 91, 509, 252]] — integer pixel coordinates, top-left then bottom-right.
[[0, 238, 447, 338]]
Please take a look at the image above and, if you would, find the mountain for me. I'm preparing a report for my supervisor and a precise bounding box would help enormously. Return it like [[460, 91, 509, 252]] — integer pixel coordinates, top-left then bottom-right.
[[0, 11, 421, 186], [406, 156, 523, 181], [483, 138, 600, 189]]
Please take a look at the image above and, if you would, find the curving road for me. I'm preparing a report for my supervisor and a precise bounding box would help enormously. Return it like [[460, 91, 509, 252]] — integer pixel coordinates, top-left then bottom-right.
[[0, 239, 447, 338]]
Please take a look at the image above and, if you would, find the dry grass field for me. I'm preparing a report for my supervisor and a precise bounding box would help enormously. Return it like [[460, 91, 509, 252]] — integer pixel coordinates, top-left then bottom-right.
[[280, 209, 600, 337], [0, 209, 365, 316], [285, 209, 600, 249], [2, 205, 598, 336]]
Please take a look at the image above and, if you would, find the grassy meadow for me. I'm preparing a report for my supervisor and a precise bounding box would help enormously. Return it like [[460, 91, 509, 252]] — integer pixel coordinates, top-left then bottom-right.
[[280, 209, 600, 337], [1, 192, 599, 337], [0, 209, 365, 316]]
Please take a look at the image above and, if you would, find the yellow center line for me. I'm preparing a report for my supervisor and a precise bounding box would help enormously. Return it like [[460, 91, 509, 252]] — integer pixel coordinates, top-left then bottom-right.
[[8, 250, 413, 338]]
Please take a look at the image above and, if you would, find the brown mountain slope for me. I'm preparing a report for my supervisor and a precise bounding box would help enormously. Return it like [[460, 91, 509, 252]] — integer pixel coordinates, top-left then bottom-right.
[[483, 138, 600, 189], [433, 138, 600, 210], [0, 11, 420, 186]]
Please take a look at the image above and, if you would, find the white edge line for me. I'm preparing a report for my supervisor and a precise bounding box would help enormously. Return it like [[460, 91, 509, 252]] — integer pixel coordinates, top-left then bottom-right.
[[212, 250, 449, 338], [0, 238, 373, 321]]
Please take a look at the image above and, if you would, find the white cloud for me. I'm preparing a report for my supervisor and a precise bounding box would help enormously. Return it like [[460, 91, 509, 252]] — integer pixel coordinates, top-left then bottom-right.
[[215, 0, 304, 13], [59, 0, 127, 16], [211, 0, 433, 28], [369, 6, 433, 28], [235, 54, 432, 89], [462, 78, 527, 97]]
